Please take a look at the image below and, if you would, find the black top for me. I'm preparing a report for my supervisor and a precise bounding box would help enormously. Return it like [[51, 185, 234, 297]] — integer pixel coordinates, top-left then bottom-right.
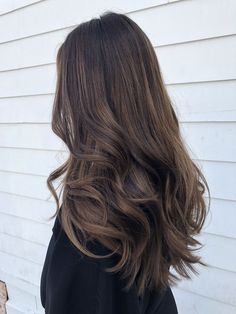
[[40, 215, 178, 314]]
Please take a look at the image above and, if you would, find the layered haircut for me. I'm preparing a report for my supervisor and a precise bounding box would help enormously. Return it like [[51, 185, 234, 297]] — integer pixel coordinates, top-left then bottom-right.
[[47, 11, 210, 296]]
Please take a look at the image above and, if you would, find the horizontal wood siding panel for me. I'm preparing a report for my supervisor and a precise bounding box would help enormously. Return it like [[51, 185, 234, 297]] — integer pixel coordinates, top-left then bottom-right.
[[203, 198, 236, 239], [168, 80, 236, 122], [200, 160, 236, 201], [175, 265, 236, 306], [1, 0, 236, 72], [0, 251, 42, 286], [0, 122, 235, 162], [181, 122, 236, 162], [130, 0, 236, 47], [1, 80, 235, 123], [0, 123, 62, 150], [1, 0, 235, 45], [4, 284, 37, 313], [0, 191, 234, 241], [5, 302, 25, 314], [0, 0, 180, 43], [0, 160, 235, 201], [0, 233, 46, 264], [172, 287, 236, 314], [1, 36, 235, 98], [0, 94, 53, 123], [157, 36, 236, 84], [0, 190, 233, 240], [0, 64, 56, 98], [0, 28, 67, 71], [0, 192, 55, 224], [0, 269, 40, 295], [0, 171, 51, 200], [0, 0, 42, 15], [0, 147, 66, 176], [198, 232, 236, 273], [0, 212, 53, 245]]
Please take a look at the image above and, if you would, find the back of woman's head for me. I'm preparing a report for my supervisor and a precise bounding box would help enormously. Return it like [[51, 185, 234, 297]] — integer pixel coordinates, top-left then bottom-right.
[[48, 11, 210, 296]]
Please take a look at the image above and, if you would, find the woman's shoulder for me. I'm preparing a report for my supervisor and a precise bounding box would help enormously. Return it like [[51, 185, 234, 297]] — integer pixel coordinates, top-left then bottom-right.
[[51, 213, 119, 268], [44, 215, 178, 314]]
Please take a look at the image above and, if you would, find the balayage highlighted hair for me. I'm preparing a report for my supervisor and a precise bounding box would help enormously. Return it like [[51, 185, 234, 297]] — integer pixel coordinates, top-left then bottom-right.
[[47, 11, 210, 297]]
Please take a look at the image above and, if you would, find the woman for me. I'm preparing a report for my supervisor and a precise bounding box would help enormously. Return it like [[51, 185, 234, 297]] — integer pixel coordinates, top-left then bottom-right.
[[40, 11, 210, 314]]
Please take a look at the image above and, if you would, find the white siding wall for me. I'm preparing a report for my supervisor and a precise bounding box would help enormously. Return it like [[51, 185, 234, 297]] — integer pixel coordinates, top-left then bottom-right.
[[0, 0, 235, 313]]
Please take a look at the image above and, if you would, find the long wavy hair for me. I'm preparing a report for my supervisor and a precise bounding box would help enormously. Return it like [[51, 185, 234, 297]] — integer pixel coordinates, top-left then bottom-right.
[[47, 11, 210, 297]]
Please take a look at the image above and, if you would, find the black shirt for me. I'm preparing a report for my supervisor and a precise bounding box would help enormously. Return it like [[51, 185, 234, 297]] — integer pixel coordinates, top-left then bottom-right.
[[40, 215, 178, 314]]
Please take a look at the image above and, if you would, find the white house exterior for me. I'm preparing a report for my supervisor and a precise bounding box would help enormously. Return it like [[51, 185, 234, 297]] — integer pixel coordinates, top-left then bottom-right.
[[0, 0, 235, 313]]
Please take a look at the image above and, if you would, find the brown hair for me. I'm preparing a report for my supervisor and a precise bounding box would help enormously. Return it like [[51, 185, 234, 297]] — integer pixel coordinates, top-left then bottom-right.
[[47, 11, 210, 296]]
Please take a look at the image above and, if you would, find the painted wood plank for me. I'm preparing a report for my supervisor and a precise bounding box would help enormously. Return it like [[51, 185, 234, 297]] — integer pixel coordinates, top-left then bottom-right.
[[4, 284, 36, 312], [0, 212, 53, 246], [0, 193, 234, 242], [0, 1, 42, 15], [204, 198, 236, 239], [130, 0, 236, 47], [0, 147, 67, 176], [1, 36, 235, 98], [0, 160, 235, 205], [181, 122, 236, 162], [0, 233, 46, 264], [0, 123, 63, 150], [0, 94, 53, 123], [175, 264, 236, 306], [197, 232, 236, 273], [5, 301, 25, 314], [0, 28, 67, 71], [0, 0, 177, 43], [0, 80, 235, 124], [1, 0, 236, 72], [0, 192, 56, 224], [157, 35, 236, 84], [172, 287, 236, 314], [168, 80, 236, 122], [0, 64, 56, 98], [0, 171, 51, 201], [0, 251, 42, 286], [199, 160, 236, 201], [0, 193, 235, 244], [1, 0, 234, 46], [0, 122, 235, 164], [0, 269, 40, 295], [0, 188, 235, 242]]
